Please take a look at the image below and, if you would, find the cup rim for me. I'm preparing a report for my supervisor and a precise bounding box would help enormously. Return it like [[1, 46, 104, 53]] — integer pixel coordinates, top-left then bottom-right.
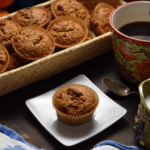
[[109, 1, 150, 44], [139, 78, 150, 113]]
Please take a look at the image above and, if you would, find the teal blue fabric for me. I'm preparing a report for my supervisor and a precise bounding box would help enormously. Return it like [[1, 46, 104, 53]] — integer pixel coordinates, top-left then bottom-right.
[[94, 140, 141, 150]]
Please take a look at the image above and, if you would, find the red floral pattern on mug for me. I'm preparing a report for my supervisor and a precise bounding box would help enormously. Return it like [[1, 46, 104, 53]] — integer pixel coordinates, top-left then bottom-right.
[[134, 60, 150, 80], [119, 43, 136, 61], [117, 62, 135, 80]]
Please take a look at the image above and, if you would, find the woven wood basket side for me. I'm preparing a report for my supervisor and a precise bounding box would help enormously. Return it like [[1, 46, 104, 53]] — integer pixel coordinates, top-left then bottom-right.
[[0, 0, 126, 96]]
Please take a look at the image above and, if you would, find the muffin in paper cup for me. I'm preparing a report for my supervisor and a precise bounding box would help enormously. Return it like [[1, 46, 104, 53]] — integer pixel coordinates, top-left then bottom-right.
[[47, 16, 88, 49], [12, 26, 55, 62], [0, 45, 10, 74], [90, 2, 114, 36], [52, 84, 99, 126], [51, 0, 88, 21], [12, 6, 52, 29], [0, 20, 20, 53]]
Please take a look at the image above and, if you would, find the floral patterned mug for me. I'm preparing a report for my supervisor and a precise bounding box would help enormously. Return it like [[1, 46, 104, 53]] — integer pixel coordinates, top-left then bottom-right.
[[109, 1, 150, 83]]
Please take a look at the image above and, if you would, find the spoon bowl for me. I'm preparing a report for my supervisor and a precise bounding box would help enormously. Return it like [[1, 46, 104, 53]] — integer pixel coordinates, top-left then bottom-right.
[[102, 78, 139, 96]]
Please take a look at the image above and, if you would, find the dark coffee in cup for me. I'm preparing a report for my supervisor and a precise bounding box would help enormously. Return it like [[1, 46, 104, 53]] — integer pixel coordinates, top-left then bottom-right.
[[119, 21, 150, 41]]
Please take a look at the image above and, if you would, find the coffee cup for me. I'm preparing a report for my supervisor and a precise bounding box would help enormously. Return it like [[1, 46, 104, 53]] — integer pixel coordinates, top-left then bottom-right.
[[109, 1, 150, 83]]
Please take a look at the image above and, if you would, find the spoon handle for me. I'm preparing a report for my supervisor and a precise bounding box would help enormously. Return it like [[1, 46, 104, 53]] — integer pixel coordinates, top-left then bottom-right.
[[130, 91, 139, 94]]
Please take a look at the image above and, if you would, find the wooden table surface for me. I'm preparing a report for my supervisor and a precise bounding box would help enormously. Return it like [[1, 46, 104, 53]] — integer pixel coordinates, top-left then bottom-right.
[[2, 0, 148, 150]]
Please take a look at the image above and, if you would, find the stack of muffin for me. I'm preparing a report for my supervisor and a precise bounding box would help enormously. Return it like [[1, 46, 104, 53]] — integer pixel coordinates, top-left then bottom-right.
[[0, 0, 114, 74]]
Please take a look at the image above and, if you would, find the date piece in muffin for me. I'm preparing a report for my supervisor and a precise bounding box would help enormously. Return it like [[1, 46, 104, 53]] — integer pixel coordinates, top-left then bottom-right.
[[7, 53, 24, 71], [47, 16, 88, 49], [12, 26, 55, 62], [12, 7, 51, 28], [0, 45, 9, 73], [52, 84, 99, 125], [90, 2, 114, 36], [51, 0, 88, 21], [0, 20, 19, 52]]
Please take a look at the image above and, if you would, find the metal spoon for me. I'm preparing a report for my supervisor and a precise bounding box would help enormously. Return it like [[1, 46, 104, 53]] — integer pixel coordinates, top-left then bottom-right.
[[102, 78, 139, 96]]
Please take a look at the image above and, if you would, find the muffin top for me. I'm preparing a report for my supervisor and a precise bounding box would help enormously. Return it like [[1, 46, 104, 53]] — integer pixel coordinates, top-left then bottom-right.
[[52, 0, 88, 20], [95, 7, 113, 33], [13, 27, 54, 59], [0, 45, 9, 73], [0, 20, 19, 44], [93, 2, 114, 19], [90, 3, 114, 35], [12, 7, 51, 27], [53, 85, 98, 116], [95, 7, 113, 21], [7, 53, 24, 71], [49, 20, 84, 46]]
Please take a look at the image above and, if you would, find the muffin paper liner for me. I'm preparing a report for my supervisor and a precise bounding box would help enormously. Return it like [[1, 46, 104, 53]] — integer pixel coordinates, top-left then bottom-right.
[[51, 0, 88, 20], [90, 2, 114, 36], [47, 16, 88, 49], [12, 26, 55, 62], [2, 40, 12, 52], [52, 84, 99, 126], [0, 45, 10, 73], [12, 6, 52, 29]]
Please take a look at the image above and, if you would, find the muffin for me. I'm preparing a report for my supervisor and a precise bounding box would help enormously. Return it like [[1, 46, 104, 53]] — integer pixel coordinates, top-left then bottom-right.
[[12, 26, 55, 62], [52, 84, 99, 126], [0, 20, 19, 52], [90, 3, 114, 36], [7, 53, 24, 71], [0, 45, 10, 73], [12, 7, 52, 28], [47, 16, 88, 49], [51, 0, 89, 23]]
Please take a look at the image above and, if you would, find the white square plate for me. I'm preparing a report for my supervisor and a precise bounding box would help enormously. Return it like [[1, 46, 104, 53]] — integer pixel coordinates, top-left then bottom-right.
[[25, 74, 127, 146]]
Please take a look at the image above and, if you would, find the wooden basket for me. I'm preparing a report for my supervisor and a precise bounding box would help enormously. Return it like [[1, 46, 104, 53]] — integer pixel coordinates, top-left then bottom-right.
[[0, 0, 126, 96]]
